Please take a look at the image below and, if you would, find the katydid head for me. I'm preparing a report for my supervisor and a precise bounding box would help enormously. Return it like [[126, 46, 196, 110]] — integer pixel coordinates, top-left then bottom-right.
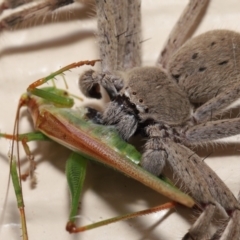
[[27, 87, 74, 108]]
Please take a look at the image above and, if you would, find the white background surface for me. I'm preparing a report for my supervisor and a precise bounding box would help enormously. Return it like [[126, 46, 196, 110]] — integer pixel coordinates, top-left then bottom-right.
[[1, 1, 240, 239]]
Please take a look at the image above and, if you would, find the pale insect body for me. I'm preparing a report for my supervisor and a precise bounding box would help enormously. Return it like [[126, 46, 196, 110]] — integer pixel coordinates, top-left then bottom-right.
[[1, 1, 240, 240]]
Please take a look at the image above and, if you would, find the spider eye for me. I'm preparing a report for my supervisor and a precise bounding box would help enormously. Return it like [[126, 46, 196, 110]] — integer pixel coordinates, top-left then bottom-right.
[[132, 91, 137, 95], [63, 91, 68, 96], [139, 99, 143, 103]]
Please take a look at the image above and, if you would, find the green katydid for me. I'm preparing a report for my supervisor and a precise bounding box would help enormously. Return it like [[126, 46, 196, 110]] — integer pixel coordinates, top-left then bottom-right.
[[0, 60, 195, 239]]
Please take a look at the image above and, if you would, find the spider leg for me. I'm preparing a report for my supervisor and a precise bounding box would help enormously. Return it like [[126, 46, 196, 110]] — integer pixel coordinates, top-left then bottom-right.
[[157, 0, 209, 68], [183, 122, 240, 239], [79, 0, 141, 99], [79, 69, 124, 99], [165, 140, 240, 240], [211, 202, 240, 240], [183, 204, 216, 240], [182, 116, 240, 238], [0, 0, 75, 30], [193, 83, 240, 123], [211, 192, 240, 240], [0, 0, 34, 11], [142, 136, 215, 239], [96, 0, 141, 72], [102, 101, 138, 141], [142, 125, 240, 239], [184, 118, 240, 144]]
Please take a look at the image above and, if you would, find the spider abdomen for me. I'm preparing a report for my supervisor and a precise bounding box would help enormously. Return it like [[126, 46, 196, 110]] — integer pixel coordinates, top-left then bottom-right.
[[168, 30, 240, 104]]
